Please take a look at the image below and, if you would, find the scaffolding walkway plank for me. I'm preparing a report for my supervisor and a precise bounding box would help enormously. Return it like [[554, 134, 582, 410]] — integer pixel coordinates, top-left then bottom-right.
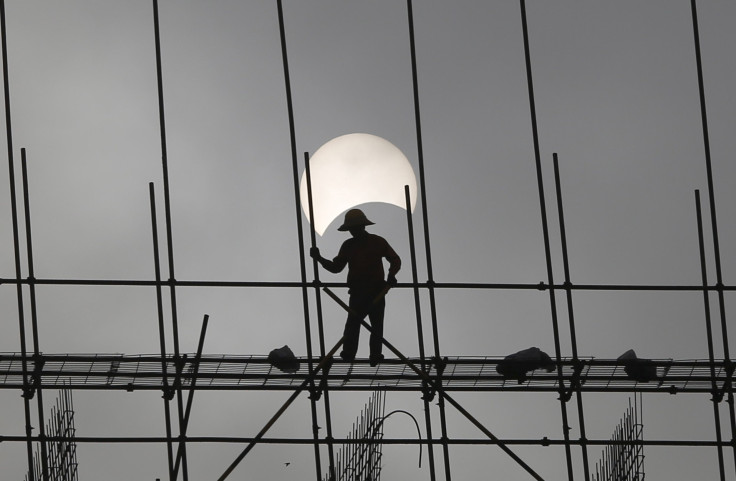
[[0, 353, 727, 394]]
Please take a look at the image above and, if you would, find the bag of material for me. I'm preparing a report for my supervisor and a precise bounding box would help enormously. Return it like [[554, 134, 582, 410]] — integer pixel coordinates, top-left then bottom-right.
[[268, 345, 300, 373], [496, 347, 554, 383], [618, 349, 657, 382]]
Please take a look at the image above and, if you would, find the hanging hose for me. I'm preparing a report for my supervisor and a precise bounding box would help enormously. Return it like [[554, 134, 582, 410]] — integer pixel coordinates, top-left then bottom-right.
[[368, 409, 423, 469]]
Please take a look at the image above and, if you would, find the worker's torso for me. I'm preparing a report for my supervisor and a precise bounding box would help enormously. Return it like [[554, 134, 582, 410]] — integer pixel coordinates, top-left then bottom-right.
[[339, 234, 388, 290]]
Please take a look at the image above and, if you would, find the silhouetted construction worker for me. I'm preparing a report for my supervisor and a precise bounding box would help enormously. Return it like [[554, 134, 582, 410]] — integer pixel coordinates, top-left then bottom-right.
[[311, 208, 401, 366]]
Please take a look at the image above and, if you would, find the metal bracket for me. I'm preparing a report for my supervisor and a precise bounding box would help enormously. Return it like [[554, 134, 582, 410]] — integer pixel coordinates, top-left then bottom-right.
[[106, 359, 120, 385], [715, 361, 735, 403], [22, 357, 45, 399], [162, 386, 175, 401], [172, 354, 187, 389], [421, 356, 447, 402], [308, 357, 333, 401], [560, 360, 585, 403]]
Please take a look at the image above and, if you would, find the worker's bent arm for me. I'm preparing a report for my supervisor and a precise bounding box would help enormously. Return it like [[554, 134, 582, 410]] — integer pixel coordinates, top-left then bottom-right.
[[385, 243, 401, 278], [310, 247, 345, 274]]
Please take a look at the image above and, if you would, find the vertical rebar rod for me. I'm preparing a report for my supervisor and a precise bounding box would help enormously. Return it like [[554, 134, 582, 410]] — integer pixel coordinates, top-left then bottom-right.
[[1, 1, 35, 472], [357, 410, 364, 480], [689, 1, 736, 471], [695, 190, 726, 481], [635, 394, 642, 478], [351, 419, 356, 479], [304, 151, 337, 476], [627, 405, 633, 476], [624, 408, 630, 478], [277, 2, 326, 478], [405, 2, 453, 479], [149, 183, 175, 481], [405, 185, 438, 481], [634, 403, 639, 477], [553, 154, 591, 480], [519, 2, 574, 479], [151, 1, 188, 477], [20, 149, 50, 481], [371, 392, 379, 479], [625, 414, 630, 476], [380, 390, 387, 481]]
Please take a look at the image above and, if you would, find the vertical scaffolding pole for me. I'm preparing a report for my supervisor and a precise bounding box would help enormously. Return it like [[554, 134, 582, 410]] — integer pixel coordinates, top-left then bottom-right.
[[304, 151, 339, 476], [689, 1, 736, 472], [552, 154, 591, 480], [405, 185, 438, 481], [20, 149, 50, 481], [519, 3, 575, 480], [149, 183, 176, 481], [1, 1, 36, 475], [278, 1, 327, 478], [695, 190, 726, 481], [151, 2, 188, 477], [173, 314, 210, 479], [406, 2, 453, 478]]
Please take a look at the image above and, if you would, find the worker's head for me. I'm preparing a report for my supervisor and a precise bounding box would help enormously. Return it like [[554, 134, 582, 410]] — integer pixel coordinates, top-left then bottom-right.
[[338, 209, 374, 235]]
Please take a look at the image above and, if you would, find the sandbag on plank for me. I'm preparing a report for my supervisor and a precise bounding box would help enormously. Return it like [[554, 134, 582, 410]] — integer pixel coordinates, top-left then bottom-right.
[[268, 345, 300, 373], [618, 349, 657, 382], [496, 347, 555, 383]]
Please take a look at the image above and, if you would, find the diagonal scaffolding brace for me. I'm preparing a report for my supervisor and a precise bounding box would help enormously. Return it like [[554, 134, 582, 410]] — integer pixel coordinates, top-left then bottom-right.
[[321, 287, 546, 481], [216, 288, 391, 481]]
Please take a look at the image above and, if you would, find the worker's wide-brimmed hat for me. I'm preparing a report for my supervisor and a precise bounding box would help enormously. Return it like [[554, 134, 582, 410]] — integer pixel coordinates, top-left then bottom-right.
[[338, 209, 374, 231]]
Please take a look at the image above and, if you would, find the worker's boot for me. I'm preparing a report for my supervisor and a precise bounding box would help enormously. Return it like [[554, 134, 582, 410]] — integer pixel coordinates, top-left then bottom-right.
[[369, 354, 384, 367]]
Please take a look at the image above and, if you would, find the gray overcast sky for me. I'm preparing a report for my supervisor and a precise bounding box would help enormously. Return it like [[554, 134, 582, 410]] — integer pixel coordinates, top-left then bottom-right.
[[1, 1, 735, 480]]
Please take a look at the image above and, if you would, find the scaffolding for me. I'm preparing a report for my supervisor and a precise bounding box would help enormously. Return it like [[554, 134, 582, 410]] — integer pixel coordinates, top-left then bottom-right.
[[1, 1, 734, 480]]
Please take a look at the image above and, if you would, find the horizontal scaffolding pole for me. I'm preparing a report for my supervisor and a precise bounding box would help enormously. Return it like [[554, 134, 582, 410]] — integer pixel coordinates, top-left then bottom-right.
[[1, 277, 735, 292], [0, 435, 730, 448]]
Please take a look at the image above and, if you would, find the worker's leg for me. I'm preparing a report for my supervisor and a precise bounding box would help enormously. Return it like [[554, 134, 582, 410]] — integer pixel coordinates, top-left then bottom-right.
[[340, 314, 360, 361], [368, 297, 386, 363], [341, 292, 368, 361]]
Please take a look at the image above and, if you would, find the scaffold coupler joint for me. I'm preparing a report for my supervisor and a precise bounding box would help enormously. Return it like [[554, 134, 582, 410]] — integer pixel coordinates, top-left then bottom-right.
[[421, 382, 436, 402], [162, 386, 175, 401], [725, 360, 735, 377], [308, 383, 323, 401], [712, 388, 724, 403], [432, 356, 447, 376], [22, 386, 36, 399]]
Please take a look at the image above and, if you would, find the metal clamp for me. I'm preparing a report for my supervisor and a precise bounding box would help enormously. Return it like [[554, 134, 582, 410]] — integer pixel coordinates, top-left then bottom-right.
[[560, 360, 585, 403]]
